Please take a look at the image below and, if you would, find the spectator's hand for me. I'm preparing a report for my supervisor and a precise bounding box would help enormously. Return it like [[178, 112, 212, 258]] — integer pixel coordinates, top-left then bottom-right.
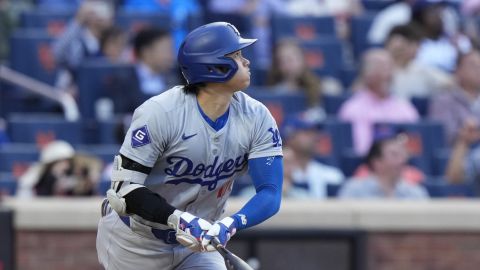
[[458, 118, 480, 145]]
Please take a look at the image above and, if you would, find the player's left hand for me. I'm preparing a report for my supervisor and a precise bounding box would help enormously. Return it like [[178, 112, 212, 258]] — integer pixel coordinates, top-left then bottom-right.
[[201, 216, 237, 251]]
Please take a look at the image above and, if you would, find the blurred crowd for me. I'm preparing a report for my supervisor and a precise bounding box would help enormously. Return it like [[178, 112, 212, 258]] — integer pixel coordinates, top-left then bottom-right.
[[1, 0, 480, 200]]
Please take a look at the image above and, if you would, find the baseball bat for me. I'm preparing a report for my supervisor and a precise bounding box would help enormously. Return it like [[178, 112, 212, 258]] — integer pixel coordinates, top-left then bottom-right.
[[212, 238, 254, 270]]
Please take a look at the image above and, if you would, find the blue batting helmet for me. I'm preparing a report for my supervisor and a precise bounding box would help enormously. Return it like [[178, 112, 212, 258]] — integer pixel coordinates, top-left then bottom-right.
[[177, 22, 257, 84]]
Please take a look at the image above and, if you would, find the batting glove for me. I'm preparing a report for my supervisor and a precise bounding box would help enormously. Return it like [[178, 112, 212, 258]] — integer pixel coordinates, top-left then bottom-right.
[[202, 216, 237, 251], [167, 210, 212, 252]]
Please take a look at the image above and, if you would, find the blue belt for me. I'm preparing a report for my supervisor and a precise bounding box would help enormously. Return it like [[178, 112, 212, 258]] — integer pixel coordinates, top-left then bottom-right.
[[119, 216, 178, 245]]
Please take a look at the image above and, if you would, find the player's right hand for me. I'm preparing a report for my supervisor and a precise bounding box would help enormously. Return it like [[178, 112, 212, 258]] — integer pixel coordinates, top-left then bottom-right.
[[167, 210, 212, 252]]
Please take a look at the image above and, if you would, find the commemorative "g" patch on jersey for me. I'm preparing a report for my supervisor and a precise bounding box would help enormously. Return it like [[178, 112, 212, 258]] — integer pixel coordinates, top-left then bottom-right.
[[131, 125, 151, 148]]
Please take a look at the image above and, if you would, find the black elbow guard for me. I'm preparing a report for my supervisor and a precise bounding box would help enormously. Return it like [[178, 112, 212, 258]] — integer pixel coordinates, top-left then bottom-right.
[[124, 187, 176, 225]]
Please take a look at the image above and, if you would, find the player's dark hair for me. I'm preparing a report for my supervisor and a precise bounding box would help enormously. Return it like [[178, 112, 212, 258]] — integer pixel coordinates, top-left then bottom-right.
[[183, 83, 205, 95], [386, 24, 422, 43], [133, 27, 170, 59]]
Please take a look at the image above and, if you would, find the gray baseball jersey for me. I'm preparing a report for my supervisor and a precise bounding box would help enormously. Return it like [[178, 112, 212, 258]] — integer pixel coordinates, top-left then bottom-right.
[[119, 86, 283, 228]]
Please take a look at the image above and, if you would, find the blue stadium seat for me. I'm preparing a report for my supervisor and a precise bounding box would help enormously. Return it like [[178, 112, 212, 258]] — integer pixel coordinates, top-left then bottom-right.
[[408, 156, 430, 175], [76, 144, 118, 164], [432, 148, 450, 176], [339, 66, 357, 89], [0, 173, 17, 196], [339, 149, 363, 177], [314, 156, 338, 167], [422, 179, 477, 198], [299, 38, 344, 78], [246, 90, 308, 126], [9, 30, 58, 84], [7, 114, 84, 144], [327, 183, 342, 198], [362, 1, 395, 11], [250, 67, 268, 86], [320, 118, 353, 158], [98, 180, 111, 197], [94, 118, 127, 145], [373, 121, 446, 175], [76, 61, 138, 119], [323, 93, 351, 115], [115, 10, 171, 33], [20, 9, 74, 36], [0, 144, 39, 172], [411, 97, 430, 118], [35, 0, 79, 10], [204, 13, 252, 35], [271, 15, 336, 42], [350, 13, 376, 61]]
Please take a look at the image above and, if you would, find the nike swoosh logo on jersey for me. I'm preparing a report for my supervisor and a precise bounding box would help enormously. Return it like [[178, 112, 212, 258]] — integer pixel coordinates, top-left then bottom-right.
[[182, 133, 197, 140]]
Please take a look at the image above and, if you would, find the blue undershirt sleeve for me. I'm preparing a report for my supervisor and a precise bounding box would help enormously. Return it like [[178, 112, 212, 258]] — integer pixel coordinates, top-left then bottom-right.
[[231, 156, 283, 230]]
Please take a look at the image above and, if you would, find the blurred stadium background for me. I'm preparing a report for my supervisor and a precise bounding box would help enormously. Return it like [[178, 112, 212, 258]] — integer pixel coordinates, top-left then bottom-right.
[[1, 0, 480, 269]]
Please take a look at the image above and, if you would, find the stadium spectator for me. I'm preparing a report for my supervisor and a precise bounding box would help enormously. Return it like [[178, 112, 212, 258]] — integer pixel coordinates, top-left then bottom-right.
[[17, 140, 102, 198], [0, 0, 33, 60], [411, 0, 470, 72], [429, 50, 480, 145], [385, 24, 453, 98], [266, 39, 341, 119], [240, 147, 312, 199], [368, 0, 465, 50], [280, 115, 347, 197], [241, 114, 345, 199], [281, 115, 345, 198], [339, 130, 429, 199], [52, 0, 114, 89], [98, 26, 130, 63], [463, 0, 480, 15], [368, 0, 415, 45], [339, 49, 419, 155], [461, 0, 480, 47], [352, 126, 426, 184], [132, 27, 179, 97], [267, 39, 322, 106], [94, 28, 178, 116], [444, 118, 480, 185]]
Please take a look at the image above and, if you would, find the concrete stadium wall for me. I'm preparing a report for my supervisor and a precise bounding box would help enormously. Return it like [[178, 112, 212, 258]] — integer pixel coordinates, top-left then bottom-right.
[[3, 199, 480, 270]]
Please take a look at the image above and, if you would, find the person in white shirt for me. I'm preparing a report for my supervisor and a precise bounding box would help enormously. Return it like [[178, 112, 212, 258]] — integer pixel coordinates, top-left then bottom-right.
[[281, 115, 345, 198], [385, 24, 453, 98]]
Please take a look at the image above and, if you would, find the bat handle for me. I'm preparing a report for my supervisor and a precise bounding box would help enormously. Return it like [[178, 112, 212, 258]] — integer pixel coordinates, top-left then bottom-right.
[[211, 237, 222, 248], [211, 237, 229, 257]]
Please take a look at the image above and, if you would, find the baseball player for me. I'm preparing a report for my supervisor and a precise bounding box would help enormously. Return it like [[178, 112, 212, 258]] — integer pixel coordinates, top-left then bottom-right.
[[96, 22, 284, 269]]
